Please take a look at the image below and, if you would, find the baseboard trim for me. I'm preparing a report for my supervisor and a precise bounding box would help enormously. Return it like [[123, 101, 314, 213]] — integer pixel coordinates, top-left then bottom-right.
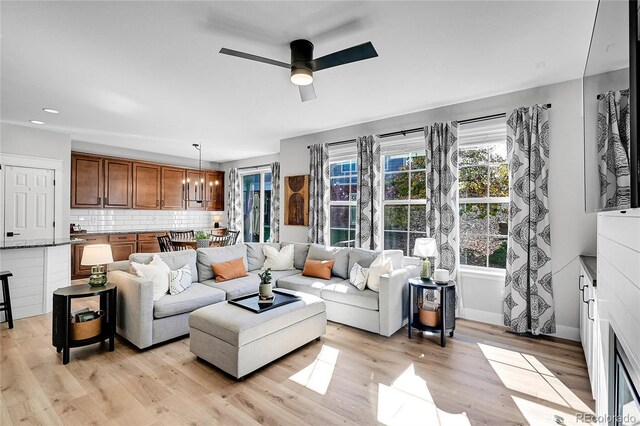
[[462, 308, 580, 342]]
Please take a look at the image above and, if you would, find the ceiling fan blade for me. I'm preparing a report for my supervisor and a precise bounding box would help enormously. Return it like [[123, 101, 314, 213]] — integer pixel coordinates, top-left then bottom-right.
[[299, 83, 317, 102], [219, 48, 290, 68], [311, 41, 378, 71]]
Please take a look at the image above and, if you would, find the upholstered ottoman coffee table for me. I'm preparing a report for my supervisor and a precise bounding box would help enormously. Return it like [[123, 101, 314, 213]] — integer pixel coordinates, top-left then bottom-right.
[[189, 289, 326, 379]]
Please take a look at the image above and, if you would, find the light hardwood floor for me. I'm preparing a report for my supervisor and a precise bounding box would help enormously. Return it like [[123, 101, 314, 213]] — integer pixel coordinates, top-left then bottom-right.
[[1, 309, 594, 426]]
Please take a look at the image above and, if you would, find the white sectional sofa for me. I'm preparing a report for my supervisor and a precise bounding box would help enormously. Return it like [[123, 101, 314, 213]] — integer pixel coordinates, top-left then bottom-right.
[[107, 242, 419, 349]]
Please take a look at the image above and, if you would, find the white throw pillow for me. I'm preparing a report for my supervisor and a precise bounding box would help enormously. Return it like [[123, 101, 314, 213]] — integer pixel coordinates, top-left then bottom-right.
[[263, 244, 295, 271], [367, 254, 393, 292], [168, 264, 193, 295], [130, 255, 170, 301], [349, 263, 369, 291]]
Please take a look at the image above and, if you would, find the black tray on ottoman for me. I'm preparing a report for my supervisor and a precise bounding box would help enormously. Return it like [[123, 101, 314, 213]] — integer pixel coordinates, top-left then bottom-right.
[[228, 289, 301, 313]]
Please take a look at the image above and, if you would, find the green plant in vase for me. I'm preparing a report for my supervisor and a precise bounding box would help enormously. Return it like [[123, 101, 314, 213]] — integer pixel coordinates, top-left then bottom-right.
[[195, 230, 210, 248], [258, 268, 273, 299]]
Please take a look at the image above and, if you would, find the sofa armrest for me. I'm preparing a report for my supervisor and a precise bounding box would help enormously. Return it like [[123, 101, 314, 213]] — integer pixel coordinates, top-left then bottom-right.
[[107, 270, 155, 349], [378, 264, 420, 337]]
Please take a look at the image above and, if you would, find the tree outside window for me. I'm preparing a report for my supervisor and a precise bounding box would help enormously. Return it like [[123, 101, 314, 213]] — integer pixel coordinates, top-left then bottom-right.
[[459, 144, 509, 269], [329, 159, 357, 246]]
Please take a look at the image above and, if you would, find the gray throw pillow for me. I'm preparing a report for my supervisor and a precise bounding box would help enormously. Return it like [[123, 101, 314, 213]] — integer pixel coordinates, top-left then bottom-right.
[[349, 248, 379, 274], [307, 244, 350, 279], [280, 242, 310, 270]]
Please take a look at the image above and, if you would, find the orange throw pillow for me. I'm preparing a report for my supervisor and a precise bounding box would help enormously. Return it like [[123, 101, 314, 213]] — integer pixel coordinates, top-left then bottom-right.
[[302, 259, 335, 280], [211, 257, 248, 283]]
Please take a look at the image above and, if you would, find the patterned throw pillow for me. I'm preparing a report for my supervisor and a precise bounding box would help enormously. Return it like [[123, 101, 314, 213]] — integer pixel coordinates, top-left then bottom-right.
[[169, 264, 193, 295], [349, 263, 369, 291]]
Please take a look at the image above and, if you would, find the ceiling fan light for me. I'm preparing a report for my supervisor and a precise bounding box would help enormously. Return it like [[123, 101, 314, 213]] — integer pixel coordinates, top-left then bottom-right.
[[291, 67, 313, 86]]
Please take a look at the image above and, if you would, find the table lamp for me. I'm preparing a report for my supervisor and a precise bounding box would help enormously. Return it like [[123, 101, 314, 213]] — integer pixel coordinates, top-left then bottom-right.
[[413, 238, 437, 280], [81, 244, 113, 287], [214, 215, 221, 228]]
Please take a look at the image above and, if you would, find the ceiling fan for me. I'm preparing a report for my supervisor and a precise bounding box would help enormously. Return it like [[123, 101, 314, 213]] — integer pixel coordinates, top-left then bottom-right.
[[219, 39, 378, 102]]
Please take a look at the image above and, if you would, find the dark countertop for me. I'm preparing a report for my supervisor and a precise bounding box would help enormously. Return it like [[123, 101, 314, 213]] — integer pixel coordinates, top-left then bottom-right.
[[71, 228, 224, 237], [579, 255, 597, 286], [0, 238, 85, 251]]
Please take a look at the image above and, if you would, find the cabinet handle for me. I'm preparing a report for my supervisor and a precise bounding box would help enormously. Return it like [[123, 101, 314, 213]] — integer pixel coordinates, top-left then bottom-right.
[[156, 200, 159, 207], [578, 274, 584, 291], [587, 299, 595, 321], [98, 196, 102, 205], [104, 196, 108, 205], [582, 285, 590, 303]]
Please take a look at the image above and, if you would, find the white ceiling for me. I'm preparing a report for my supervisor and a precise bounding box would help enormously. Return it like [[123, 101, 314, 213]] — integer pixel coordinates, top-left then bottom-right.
[[1, 1, 598, 163]]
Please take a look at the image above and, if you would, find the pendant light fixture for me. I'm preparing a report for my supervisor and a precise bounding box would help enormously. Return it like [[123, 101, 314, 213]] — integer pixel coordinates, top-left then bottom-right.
[[184, 143, 207, 204]]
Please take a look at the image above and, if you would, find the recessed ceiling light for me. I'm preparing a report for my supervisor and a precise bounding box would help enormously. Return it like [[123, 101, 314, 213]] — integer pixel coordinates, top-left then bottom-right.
[[42, 108, 59, 114], [30, 120, 44, 125]]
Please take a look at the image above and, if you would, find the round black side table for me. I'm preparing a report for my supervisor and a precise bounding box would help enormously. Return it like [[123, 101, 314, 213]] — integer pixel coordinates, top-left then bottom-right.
[[52, 283, 117, 364], [407, 277, 456, 347]]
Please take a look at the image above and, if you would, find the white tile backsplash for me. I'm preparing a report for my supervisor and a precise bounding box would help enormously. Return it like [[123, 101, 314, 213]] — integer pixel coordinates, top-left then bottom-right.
[[70, 209, 226, 232]]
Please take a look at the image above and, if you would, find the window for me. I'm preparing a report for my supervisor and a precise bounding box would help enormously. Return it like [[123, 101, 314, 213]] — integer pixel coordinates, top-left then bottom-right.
[[459, 140, 509, 269], [382, 151, 427, 255], [241, 170, 271, 242], [329, 159, 357, 246]]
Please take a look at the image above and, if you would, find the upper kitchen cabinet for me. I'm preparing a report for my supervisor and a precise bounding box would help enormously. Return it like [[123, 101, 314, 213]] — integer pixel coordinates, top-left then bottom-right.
[[133, 162, 161, 209], [206, 171, 225, 211], [71, 154, 103, 208], [161, 166, 186, 210], [104, 158, 132, 209]]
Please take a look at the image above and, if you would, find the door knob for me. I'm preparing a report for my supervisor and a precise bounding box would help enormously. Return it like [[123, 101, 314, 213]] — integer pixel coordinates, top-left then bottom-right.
[[6, 232, 21, 237]]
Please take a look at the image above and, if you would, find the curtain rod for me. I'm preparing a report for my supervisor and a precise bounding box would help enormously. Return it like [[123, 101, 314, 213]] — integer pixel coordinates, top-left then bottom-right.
[[237, 163, 271, 171], [306, 103, 552, 149]]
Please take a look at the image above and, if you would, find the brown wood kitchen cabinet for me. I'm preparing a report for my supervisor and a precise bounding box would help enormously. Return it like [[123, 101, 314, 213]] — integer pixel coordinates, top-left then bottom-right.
[[137, 232, 165, 253], [206, 171, 225, 211], [108, 234, 136, 262], [71, 154, 103, 208], [104, 159, 132, 208], [133, 162, 161, 209], [161, 167, 186, 209]]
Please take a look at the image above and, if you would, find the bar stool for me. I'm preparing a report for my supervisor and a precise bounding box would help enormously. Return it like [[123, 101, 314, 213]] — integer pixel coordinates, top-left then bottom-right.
[[0, 271, 14, 329]]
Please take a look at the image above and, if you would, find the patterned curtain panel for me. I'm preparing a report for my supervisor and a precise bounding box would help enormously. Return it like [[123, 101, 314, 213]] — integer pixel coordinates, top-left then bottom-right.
[[227, 168, 243, 243], [424, 121, 463, 316], [308, 144, 330, 244], [597, 89, 631, 209], [355, 135, 381, 250], [503, 105, 555, 335], [269, 162, 281, 242]]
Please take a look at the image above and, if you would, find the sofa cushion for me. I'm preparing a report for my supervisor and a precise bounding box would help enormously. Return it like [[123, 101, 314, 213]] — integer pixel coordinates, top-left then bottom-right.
[[153, 283, 225, 319], [349, 248, 379, 273], [201, 274, 260, 300], [384, 250, 405, 270], [269, 269, 302, 282], [264, 244, 295, 271], [189, 290, 325, 347], [245, 242, 280, 271], [130, 250, 198, 283], [197, 245, 248, 282], [321, 282, 379, 311], [281, 242, 310, 270], [307, 244, 350, 279], [276, 273, 344, 297]]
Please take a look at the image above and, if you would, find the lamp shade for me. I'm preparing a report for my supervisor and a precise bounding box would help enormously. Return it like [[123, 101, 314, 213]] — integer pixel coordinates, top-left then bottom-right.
[[81, 244, 114, 266], [413, 238, 437, 258], [214, 215, 221, 222]]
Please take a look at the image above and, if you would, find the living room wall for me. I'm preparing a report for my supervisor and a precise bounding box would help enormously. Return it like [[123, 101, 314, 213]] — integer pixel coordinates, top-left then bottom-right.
[[278, 78, 595, 340]]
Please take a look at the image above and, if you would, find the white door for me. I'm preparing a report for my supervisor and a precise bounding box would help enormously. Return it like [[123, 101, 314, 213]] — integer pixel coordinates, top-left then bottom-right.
[[4, 165, 55, 242]]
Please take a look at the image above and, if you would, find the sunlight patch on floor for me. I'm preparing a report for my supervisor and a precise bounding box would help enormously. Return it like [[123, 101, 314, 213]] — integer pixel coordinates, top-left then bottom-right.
[[512, 395, 594, 426], [479, 343, 594, 416], [289, 345, 339, 395], [376, 364, 470, 426]]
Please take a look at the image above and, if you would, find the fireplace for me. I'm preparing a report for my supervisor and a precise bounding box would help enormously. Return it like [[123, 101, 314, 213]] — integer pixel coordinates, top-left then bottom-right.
[[612, 338, 640, 425]]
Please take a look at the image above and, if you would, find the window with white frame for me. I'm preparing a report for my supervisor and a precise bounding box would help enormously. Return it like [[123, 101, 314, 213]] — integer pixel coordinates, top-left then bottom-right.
[[329, 159, 357, 246], [382, 147, 427, 256], [458, 119, 509, 269]]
